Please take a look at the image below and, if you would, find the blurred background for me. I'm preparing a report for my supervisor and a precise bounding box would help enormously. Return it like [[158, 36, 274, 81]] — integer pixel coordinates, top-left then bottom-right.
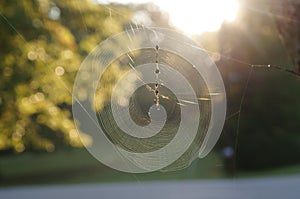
[[0, 0, 300, 188]]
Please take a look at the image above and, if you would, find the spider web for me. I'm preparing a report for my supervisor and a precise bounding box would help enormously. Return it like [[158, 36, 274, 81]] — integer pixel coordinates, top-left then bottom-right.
[[95, 47, 212, 171], [71, 27, 227, 173]]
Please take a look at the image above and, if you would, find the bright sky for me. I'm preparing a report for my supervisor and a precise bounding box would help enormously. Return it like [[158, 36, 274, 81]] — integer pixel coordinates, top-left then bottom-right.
[[98, 0, 240, 35]]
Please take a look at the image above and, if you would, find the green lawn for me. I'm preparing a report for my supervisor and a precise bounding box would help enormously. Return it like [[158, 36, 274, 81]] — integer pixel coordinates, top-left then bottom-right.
[[0, 148, 226, 186], [236, 164, 300, 178], [1, 148, 300, 187]]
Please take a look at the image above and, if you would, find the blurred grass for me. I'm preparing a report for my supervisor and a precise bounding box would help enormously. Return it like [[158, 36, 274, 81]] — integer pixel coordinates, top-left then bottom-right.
[[0, 148, 225, 186], [236, 164, 300, 178], [1, 148, 300, 187]]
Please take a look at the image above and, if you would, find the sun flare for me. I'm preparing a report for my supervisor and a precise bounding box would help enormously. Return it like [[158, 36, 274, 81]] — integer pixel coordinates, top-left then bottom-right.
[[158, 0, 240, 35], [100, 0, 240, 35]]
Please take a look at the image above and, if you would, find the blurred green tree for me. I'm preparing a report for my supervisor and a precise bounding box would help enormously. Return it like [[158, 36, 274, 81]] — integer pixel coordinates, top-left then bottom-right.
[[217, 0, 300, 171], [0, 0, 131, 153]]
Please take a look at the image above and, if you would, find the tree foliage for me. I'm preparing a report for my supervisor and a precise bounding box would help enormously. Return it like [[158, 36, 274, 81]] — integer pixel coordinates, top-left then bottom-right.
[[217, 0, 300, 170], [0, 0, 131, 152]]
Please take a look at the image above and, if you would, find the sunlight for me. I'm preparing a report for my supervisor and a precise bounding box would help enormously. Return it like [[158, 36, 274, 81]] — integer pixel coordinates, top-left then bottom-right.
[[158, 0, 240, 35], [99, 0, 240, 35]]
